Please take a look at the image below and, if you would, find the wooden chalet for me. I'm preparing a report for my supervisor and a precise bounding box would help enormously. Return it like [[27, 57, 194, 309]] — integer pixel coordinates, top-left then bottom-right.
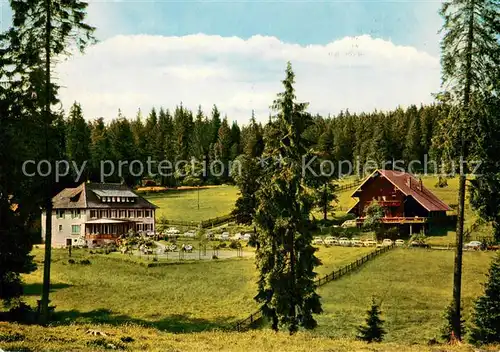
[[348, 169, 452, 234]]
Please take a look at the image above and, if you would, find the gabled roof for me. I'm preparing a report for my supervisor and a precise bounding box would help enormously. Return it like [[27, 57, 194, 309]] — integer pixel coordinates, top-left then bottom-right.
[[351, 169, 451, 212], [51, 182, 158, 210]]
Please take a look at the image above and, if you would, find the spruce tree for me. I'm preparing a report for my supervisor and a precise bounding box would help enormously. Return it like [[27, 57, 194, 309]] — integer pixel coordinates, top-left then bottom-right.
[[5, 0, 95, 324], [357, 298, 386, 343], [442, 301, 466, 343], [254, 62, 322, 334], [439, 0, 499, 340], [89, 118, 109, 182], [470, 254, 500, 345], [65, 102, 90, 182]]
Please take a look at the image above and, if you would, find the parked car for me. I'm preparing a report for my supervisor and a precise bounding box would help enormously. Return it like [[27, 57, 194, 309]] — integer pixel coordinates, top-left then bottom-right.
[[183, 230, 196, 238], [363, 239, 377, 247], [313, 236, 324, 245], [409, 241, 430, 248], [395, 239, 405, 247], [341, 219, 357, 228], [242, 233, 252, 241], [220, 232, 230, 241], [351, 238, 363, 247], [339, 237, 351, 246], [325, 236, 338, 246], [232, 232, 243, 240], [382, 239, 394, 247], [464, 241, 483, 250]]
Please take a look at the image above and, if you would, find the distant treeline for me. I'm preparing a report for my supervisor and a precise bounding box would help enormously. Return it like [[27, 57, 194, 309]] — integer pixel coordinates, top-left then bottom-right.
[[53, 102, 446, 190]]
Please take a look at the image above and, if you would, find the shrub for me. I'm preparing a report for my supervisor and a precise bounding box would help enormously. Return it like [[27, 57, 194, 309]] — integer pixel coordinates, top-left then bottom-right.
[[79, 259, 91, 265], [68, 259, 76, 264], [435, 177, 448, 188], [470, 254, 500, 345], [212, 255, 218, 259], [8, 301, 36, 324], [441, 301, 466, 342], [229, 240, 241, 249], [357, 298, 385, 343], [219, 242, 227, 248]]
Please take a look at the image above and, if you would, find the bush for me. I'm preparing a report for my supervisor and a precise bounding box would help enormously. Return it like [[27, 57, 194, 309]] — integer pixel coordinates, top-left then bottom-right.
[[68, 259, 76, 264], [219, 242, 227, 248], [435, 177, 448, 188], [212, 255, 218, 259], [470, 254, 500, 345], [357, 298, 385, 343], [79, 259, 91, 265], [8, 302, 36, 324], [441, 301, 466, 342], [229, 240, 241, 249]]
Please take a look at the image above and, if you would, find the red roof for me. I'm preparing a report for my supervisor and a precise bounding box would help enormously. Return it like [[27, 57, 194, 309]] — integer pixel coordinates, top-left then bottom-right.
[[352, 169, 451, 212]]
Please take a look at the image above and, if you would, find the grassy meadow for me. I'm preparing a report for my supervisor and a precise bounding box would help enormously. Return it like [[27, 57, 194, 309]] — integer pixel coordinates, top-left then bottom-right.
[[315, 249, 494, 343], [18, 246, 370, 330], [0, 247, 496, 351], [144, 185, 239, 222]]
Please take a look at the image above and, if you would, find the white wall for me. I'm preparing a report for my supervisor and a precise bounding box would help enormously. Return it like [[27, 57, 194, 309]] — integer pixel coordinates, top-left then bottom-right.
[[41, 209, 87, 248]]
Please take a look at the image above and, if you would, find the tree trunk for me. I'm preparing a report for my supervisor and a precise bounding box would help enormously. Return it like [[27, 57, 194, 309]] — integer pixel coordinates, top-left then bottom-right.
[[40, 0, 52, 326], [452, 0, 474, 340]]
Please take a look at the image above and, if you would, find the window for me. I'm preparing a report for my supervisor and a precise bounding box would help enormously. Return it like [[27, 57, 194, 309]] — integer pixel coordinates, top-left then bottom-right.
[[71, 225, 81, 234], [111, 210, 117, 218], [145, 210, 151, 218], [121, 210, 127, 218], [58, 225, 63, 232], [137, 210, 143, 218], [128, 210, 135, 218], [72, 209, 81, 218], [90, 210, 97, 219], [56, 210, 65, 218], [112, 197, 116, 202]]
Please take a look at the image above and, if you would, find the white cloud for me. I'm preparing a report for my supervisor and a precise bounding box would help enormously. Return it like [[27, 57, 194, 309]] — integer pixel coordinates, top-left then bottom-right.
[[56, 34, 440, 125]]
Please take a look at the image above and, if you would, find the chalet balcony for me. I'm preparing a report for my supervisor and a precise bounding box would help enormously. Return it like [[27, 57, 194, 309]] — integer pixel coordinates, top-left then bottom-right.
[[377, 200, 401, 207], [356, 216, 427, 224]]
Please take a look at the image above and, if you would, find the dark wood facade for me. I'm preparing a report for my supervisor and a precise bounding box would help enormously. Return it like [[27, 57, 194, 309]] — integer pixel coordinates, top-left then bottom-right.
[[348, 170, 451, 235]]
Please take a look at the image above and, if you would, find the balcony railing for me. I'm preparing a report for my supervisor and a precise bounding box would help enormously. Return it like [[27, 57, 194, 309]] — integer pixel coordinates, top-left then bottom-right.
[[356, 217, 427, 224]]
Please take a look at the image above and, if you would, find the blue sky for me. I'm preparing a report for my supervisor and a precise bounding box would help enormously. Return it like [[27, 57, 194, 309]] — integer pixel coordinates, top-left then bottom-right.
[[88, 1, 442, 55], [1, 0, 444, 123]]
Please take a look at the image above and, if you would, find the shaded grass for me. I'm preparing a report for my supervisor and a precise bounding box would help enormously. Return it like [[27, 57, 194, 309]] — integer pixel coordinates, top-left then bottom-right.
[[20, 246, 369, 332], [145, 185, 239, 222], [315, 249, 494, 344], [0, 323, 488, 352]]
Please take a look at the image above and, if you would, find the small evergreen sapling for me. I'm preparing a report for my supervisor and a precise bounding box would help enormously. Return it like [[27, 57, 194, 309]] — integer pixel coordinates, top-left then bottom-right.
[[470, 254, 500, 345], [441, 300, 466, 343], [357, 298, 385, 343]]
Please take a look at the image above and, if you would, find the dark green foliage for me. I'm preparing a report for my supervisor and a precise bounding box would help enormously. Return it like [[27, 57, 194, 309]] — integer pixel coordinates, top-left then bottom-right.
[[363, 201, 384, 236], [357, 298, 386, 343], [66, 102, 91, 181], [441, 300, 466, 342], [254, 62, 322, 334], [470, 254, 500, 345]]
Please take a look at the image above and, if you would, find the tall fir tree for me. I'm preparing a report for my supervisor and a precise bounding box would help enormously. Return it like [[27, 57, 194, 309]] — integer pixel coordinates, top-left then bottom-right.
[[470, 254, 500, 345], [89, 117, 109, 182], [65, 102, 90, 182], [439, 0, 500, 340], [5, 0, 95, 324], [254, 62, 322, 333]]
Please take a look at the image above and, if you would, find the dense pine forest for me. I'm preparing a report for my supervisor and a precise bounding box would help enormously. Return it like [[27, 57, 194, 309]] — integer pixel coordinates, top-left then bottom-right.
[[53, 101, 446, 188]]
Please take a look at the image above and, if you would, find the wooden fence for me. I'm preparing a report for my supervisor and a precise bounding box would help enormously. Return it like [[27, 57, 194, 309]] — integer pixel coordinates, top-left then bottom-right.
[[234, 243, 396, 332], [158, 214, 236, 229], [336, 180, 362, 192]]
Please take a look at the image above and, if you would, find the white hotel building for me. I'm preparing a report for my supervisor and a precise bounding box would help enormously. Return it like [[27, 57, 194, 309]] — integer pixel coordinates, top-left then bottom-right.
[[41, 182, 157, 247]]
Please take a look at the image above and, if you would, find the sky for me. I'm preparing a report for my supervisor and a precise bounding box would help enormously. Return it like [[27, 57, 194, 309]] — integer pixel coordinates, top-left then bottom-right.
[[1, 0, 444, 125]]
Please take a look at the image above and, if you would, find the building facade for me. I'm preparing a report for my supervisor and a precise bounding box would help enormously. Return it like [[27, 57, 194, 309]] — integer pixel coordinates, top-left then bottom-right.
[[348, 169, 452, 234], [41, 182, 158, 247]]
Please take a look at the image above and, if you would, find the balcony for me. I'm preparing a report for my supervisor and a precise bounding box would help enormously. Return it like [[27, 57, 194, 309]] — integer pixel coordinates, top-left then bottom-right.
[[356, 217, 427, 224], [377, 200, 401, 207]]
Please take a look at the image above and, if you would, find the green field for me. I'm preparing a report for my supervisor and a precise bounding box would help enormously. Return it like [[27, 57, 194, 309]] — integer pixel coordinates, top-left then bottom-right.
[[145, 185, 240, 222], [315, 249, 494, 343], [0, 247, 495, 351], [19, 246, 370, 330]]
